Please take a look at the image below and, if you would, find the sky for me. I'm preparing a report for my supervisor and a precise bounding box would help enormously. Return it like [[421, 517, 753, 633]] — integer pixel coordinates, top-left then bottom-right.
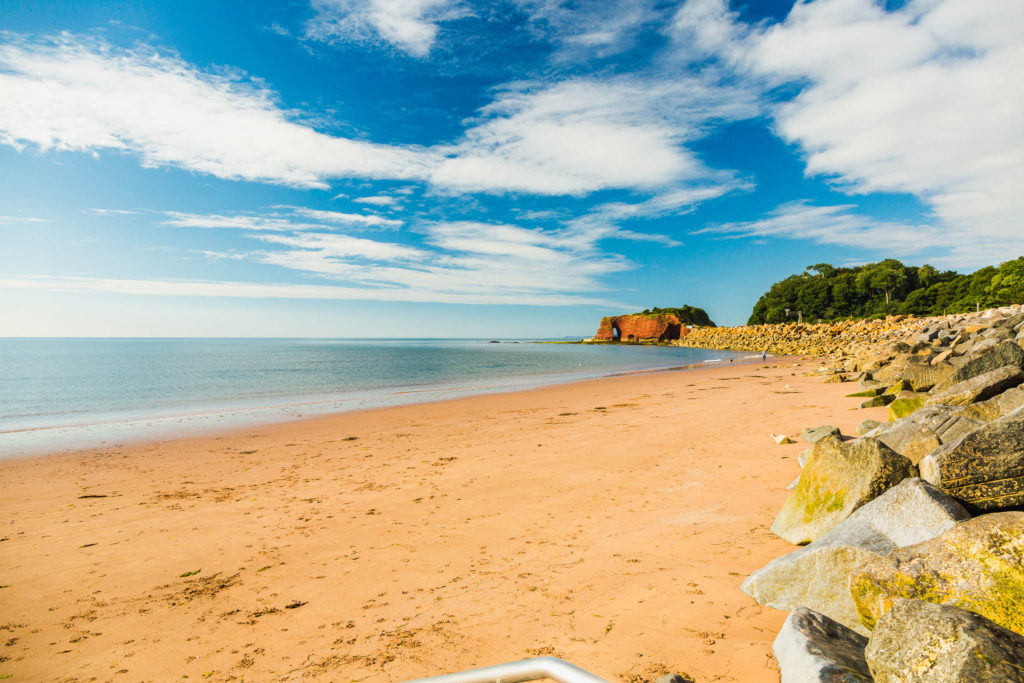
[[0, 0, 1021, 337]]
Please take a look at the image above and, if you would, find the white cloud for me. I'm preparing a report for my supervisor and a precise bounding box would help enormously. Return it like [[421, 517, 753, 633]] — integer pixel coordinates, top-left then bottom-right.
[[0, 35, 757, 198], [697, 201, 937, 254], [161, 206, 401, 230], [672, 0, 1024, 264], [515, 0, 660, 60], [253, 231, 425, 262], [0, 274, 621, 306], [0, 215, 50, 223], [289, 208, 402, 228], [353, 195, 398, 206], [0, 36, 429, 189], [85, 208, 140, 216], [430, 77, 758, 195], [147, 208, 637, 304], [305, 0, 465, 57]]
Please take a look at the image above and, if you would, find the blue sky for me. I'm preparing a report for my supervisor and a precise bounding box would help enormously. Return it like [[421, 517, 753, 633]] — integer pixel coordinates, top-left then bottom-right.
[[0, 0, 1021, 336]]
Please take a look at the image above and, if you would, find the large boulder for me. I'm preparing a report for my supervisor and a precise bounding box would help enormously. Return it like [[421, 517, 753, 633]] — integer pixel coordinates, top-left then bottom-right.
[[909, 404, 984, 444], [919, 407, 1024, 510], [803, 425, 841, 443], [960, 385, 1024, 422], [743, 478, 968, 633], [773, 608, 872, 683], [771, 436, 917, 545], [865, 599, 1024, 682], [925, 365, 1024, 407], [873, 420, 941, 465], [933, 340, 1024, 392], [899, 362, 956, 392], [888, 397, 925, 421], [850, 511, 1024, 634]]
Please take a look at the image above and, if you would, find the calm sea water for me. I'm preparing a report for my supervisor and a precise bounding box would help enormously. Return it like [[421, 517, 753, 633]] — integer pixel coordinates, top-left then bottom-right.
[[0, 338, 750, 457]]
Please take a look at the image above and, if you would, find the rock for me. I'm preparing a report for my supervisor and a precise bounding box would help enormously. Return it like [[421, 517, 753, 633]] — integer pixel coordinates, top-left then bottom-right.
[[888, 397, 925, 421], [771, 436, 917, 545], [960, 385, 1024, 422], [773, 608, 872, 682], [824, 373, 849, 383], [798, 448, 813, 467], [865, 599, 1024, 683], [856, 419, 883, 435], [850, 511, 1024, 634], [861, 394, 896, 408], [901, 362, 956, 392], [919, 407, 1024, 510], [772, 433, 796, 444], [884, 380, 911, 395], [743, 478, 968, 633], [654, 674, 694, 683], [934, 340, 1024, 391], [931, 349, 954, 366], [909, 405, 985, 444], [594, 313, 688, 342], [787, 475, 800, 490], [803, 425, 842, 444], [925, 365, 1024, 407], [874, 420, 940, 465]]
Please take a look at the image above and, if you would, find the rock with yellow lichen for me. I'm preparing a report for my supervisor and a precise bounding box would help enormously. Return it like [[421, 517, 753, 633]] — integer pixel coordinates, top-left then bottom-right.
[[771, 436, 916, 545], [849, 511, 1024, 635]]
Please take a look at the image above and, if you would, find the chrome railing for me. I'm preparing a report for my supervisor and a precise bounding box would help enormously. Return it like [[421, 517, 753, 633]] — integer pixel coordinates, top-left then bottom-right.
[[402, 657, 610, 683]]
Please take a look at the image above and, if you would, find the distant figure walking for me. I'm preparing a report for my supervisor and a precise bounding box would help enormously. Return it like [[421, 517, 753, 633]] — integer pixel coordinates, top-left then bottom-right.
[[762, 349, 767, 361]]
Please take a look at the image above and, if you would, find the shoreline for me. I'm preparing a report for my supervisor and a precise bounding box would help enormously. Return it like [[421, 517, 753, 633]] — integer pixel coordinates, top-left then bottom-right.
[[1, 350, 754, 461], [0, 355, 888, 681]]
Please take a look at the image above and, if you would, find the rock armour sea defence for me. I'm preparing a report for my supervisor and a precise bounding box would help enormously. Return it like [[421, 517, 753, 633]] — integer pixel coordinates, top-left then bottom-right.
[[720, 304, 1024, 681], [849, 511, 1024, 634], [770, 436, 916, 545], [744, 478, 968, 634]]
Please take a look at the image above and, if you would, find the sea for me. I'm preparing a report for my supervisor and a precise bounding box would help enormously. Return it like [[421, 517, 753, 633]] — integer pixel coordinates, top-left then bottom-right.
[[0, 338, 751, 458]]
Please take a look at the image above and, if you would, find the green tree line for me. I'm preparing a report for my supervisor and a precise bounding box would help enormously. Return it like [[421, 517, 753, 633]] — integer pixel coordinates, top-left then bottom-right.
[[747, 257, 1024, 324], [638, 305, 716, 327]]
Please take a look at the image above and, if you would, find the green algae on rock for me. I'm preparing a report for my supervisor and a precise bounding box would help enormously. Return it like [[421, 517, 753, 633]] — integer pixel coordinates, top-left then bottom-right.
[[850, 511, 1024, 635], [865, 599, 1024, 683], [771, 436, 916, 546], [888, 397, 925, 421]]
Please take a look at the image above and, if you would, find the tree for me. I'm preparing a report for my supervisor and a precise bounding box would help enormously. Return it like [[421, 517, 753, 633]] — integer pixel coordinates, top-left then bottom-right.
[[855, 260, 908, 305]]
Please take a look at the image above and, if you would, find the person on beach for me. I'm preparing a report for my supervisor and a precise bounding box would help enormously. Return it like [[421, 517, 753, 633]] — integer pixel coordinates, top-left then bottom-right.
[[762, 349, 767, 361]]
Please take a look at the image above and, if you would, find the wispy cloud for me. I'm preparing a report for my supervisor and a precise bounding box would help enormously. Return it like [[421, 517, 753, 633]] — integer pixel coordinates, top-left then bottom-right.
[[305, 0, 468, 57], [0, 36, 429, 189], [514, 0, 662, 61], [0, 273, 623, 307], [696, 201, 937, 254], [672, 0, 1024, 264], [0, 215, 50, 223], [84, 208, 141, 216], [161, 206, 401, 231], [0, 34, 755, 198], [144, 207, 640, 304], [430, 76, 758, 195], [352, 195, 398, 207], [289, 208, 402, 228]]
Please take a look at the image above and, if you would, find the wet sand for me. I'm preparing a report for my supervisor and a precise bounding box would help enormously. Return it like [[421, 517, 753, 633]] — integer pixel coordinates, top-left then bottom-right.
[[0, 357, 887, 682]]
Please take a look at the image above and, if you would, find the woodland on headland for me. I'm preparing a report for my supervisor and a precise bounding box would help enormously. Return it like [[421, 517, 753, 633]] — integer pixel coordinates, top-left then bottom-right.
[[747, 257, 1024, 325]]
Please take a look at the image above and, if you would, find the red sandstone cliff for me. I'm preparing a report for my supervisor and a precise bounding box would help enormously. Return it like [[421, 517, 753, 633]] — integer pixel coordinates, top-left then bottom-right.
[[594, 314, 690, 342]]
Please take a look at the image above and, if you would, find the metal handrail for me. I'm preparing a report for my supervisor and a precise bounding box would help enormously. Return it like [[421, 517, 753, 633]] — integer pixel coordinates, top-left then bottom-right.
[[401, 657, 611, 683]]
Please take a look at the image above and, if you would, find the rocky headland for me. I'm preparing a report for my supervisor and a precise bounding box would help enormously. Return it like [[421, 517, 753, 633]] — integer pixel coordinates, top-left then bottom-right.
[[594, 313, 689, 342], [725, 304, 1024, 681]]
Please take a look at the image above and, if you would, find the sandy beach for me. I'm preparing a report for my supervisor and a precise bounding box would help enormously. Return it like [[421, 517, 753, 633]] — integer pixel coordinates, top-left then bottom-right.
[[0, 357, 888, 682]]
